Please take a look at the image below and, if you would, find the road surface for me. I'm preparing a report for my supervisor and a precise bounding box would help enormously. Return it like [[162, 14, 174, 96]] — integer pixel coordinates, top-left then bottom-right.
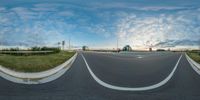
[[0, 52, 200, 100]]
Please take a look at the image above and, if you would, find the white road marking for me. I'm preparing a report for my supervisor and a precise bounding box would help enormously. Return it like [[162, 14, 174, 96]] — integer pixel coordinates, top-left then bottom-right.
[[137, 56, 143, 59], [185, 53, 200, 75], [81, 54, 182, 91]]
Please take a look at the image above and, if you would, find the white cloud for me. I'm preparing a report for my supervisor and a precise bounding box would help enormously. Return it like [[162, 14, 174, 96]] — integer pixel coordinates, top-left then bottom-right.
[[0, 18, 66, 47], [0, 7, 6, 11], [0, 2, 199, 49], [31, 7, 57, 12], [117, 17, 166, 47], [134, 6, 189, 11], [88, 2, 191, 11], [116, 8, 200, 49], [90, 24, 113, 38], [0, 16, 9, 24], [58, 11, 74, 17], [11, 7, 37, 20], [34, 3, 62, 8]]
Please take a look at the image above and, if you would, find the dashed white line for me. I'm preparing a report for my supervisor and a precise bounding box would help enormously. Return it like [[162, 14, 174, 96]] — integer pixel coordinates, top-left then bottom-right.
[[81, 54, 182, 91]]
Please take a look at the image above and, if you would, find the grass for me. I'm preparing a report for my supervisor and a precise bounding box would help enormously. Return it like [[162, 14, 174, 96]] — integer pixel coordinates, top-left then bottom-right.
[[187, 52, 200, 64], [0, 51, 75, 72]]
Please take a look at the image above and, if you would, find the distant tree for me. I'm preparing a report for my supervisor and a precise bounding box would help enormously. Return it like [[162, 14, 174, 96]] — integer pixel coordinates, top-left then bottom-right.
[[41, 47, 61, 53], [31, 47, 41, 51], [122, 45, 132, 51], [157, 49, 165, 51], [82, 46, 89, 51], [10, 48, 20, 51]]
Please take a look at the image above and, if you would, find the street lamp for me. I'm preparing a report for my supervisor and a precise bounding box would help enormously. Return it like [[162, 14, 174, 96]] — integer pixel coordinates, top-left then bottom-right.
[[58, 42, 61, 49], [68, 37, 71, 50], [62, 41, 65, 50]]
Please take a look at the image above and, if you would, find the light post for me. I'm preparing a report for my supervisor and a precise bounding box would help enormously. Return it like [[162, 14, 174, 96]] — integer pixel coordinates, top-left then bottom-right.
[[199, 38, 200, 55], [58, 42, 61, 49], [62, 41, 65, 50], [68, 37, 71, 50], [0, 38, 1, 50], [116, 37, 119, 52], [0, 33, 3, 50], [0, 41, 1, 50]]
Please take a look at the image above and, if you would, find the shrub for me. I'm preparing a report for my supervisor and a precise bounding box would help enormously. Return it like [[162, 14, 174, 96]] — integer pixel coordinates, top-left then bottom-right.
[[31, 46, 60, 52], [1, 48, 20, 51], [0, 47, 61, 56], [2, 49, 9, 51], [31, 47, 41, 51], [41, 47, 61, 53]]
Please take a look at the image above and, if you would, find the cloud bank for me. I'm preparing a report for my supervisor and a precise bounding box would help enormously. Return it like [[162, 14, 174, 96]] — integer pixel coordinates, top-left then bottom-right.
[[0, 0, 199, 49]]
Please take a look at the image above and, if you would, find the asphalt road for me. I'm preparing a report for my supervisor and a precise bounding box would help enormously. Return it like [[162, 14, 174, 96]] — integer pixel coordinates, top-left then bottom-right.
[[0, 51, 200, 100]]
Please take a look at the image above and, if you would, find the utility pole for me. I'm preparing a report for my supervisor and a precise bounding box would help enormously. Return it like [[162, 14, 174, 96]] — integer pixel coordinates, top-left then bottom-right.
[[62, 41, 65, 50], [58, 42, 61, 49], [199, 38, 200, 50], [36, 33, 38, 47], [0, 41, 1, 50], [149, 44, 152, 52], [117, 37, 119, 51], [0, 37, 1, 50], [199, 38, 200, 55], [68, 37, 71, 50]]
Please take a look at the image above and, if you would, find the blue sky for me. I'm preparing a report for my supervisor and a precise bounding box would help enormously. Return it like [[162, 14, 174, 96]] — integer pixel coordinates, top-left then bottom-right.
[[0, 0, 200, 50]]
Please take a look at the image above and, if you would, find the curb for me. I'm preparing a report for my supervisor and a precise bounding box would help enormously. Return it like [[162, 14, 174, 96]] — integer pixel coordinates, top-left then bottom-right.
[[0, 53, 78, 84], [185, 53, 200, 75]]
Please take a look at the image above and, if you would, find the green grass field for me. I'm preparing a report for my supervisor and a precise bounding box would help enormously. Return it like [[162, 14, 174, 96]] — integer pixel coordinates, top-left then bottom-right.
[[0, 51, 75, 72], [187, 52, 200, 64]]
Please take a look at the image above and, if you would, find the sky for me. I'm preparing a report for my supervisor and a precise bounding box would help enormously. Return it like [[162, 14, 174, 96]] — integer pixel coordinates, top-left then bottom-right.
[[0, 0, 200, 50]]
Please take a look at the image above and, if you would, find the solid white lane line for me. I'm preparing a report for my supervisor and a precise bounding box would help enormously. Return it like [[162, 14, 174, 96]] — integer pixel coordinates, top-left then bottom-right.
[[185, 53, 200, 75], [81, 54, 182, 91]]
